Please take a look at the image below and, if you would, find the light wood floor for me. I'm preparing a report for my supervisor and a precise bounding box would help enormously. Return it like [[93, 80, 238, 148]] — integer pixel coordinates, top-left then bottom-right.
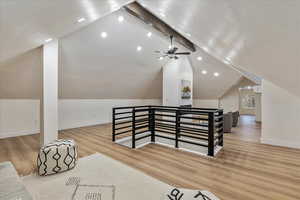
[[1, 116, 300, 200]]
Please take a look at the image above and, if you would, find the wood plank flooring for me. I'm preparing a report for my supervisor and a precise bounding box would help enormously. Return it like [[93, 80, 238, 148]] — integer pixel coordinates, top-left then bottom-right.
[[1, 117, 300, 200]]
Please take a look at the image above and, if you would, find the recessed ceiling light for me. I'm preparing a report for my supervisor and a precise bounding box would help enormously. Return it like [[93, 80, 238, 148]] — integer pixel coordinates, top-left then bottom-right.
[[137, 46, 142, 51], [168, 45, 172, 50], [197, 56, 202, 61], [101, 32, 107, 38], [159, 56, 164, 60], [203, 46, 208, 52], [160, 13, 166, 17], [214, 72, 220, 77], [224, 60, 230, 64], [201, 70, 207, 75], [147, 32, 152, 37], [77, 17, 86, 23], [45, 38, 53, 43], [118, 16, 124, 22]]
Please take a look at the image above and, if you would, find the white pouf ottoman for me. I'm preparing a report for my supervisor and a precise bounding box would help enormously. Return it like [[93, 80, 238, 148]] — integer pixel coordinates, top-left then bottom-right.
[[37, 139, 78, 176]]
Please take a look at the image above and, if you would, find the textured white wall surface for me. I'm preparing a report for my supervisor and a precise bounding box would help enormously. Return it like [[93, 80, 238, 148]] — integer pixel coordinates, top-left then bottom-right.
[[261, 80, 300, 149], [163, 57, 193, 107], [193, 99, 219, 109], [41, 40, 59, 145], [0, 99, 161, 139]]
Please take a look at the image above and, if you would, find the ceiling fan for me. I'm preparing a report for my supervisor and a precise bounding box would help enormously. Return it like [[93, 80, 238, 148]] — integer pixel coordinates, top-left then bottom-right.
[[155, 35, 191, 59]]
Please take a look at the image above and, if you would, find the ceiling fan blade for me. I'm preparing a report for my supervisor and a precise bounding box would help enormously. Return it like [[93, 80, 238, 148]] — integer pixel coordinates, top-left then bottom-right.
[[175, 52, 191, 55], [168, 47, 178, 54]]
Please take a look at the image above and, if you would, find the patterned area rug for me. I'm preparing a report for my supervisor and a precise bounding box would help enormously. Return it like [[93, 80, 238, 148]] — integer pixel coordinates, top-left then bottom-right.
[[22, 153, 219, 200]]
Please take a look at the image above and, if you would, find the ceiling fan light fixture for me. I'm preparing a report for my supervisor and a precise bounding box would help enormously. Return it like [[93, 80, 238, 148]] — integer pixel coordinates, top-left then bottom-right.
[[118, 16, 124, 22], [214, 72, 220, 77]]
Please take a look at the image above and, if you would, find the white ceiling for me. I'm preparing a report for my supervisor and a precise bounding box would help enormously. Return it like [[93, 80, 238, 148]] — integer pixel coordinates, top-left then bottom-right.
[[0, 0, 132, 62], [190, 48, 241, 99], [59, 9, 168, 98], [138, 0, 300, 97], [59, 9, 240, 99], [5, 0, 287, 99]]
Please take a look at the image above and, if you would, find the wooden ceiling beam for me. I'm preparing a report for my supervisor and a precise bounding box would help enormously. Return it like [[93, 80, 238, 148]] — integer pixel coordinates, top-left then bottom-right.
[[124, 1, 196, 52]]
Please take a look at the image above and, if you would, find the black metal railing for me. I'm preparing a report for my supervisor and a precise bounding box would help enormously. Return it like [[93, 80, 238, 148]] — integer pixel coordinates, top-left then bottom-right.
[[112, 105, 223, 156]]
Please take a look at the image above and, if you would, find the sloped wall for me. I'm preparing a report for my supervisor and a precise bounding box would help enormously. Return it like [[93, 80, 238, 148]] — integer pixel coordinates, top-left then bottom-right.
[[261, 80, 300, 149], [219, 78, 256, 113]]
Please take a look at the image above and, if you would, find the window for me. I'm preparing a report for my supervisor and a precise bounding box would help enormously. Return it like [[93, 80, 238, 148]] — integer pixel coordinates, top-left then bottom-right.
[[241, 94, 255, 109]]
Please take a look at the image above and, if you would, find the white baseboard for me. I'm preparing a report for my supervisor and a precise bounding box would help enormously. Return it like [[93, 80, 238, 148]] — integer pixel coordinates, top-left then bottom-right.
[[261, 137, 300, 149], [59, 120, 110, 130], [0, 129, 39, 139]]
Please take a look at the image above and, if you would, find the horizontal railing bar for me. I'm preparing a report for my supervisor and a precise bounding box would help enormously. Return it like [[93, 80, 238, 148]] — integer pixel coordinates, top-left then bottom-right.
[[155, 134, 209, 148], [150, 106, 220, 112], [134, 109, 151, 112], [177, 139, 208, 147], [135, 134, 152, 141], [180, 121, 208, 127], [155, 126, 176, 132], [115, 124, 132, 130], [155, 118, 176, 123], [135, 130, 149, 135], [180, 134, 208, 141], [115, 120, 132, 125], [135, 125, 149, 130], [180, 116, 208, 121], [136, 114, 149, 117], [179, 130, 209, 137], [114, 105, 150, 110], [115, 111, 132, 115], [153, 108, 177, 113], [180, 126, 208, 133], [155, 122, 175, 128], [135, 122, 149, 126], [155, 134, 176, 140], [115, 115, 132, 120], [156, 129, 175, 135], [154, 113, 176, 118], [115, 129, 132, 136]]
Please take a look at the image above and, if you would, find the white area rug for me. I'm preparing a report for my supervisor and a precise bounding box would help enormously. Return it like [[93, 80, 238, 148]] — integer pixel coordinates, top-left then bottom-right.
[[22, 153, 219, 200]]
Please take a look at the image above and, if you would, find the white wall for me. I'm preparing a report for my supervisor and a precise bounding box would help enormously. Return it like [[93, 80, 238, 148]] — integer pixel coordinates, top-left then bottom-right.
[[255, 93, 262, 122], [193, 99, 219, 108], [261, 80, 300, 149], [0, 99, 161, 139], [0, 99, 40, 138], [41, 40, 59, 145], [163, 57, 193, 107], [58, 99, 161, 130]]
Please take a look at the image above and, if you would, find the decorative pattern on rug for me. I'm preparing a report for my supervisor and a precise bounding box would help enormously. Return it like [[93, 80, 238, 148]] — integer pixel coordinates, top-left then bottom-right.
[[23, 153, 219, 200], [37, 139, 78, 176], [71, 184, 116, 200], [66, 177, 81, 186], [165, 188, 218, 200]]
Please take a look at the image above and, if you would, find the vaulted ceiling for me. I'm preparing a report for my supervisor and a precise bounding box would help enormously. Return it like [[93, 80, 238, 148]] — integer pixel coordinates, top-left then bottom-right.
[[137, 0, 300, 97], [60, 9, 241, 99], [0, 0, 132, 62], [2, 0, 298, 98]]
